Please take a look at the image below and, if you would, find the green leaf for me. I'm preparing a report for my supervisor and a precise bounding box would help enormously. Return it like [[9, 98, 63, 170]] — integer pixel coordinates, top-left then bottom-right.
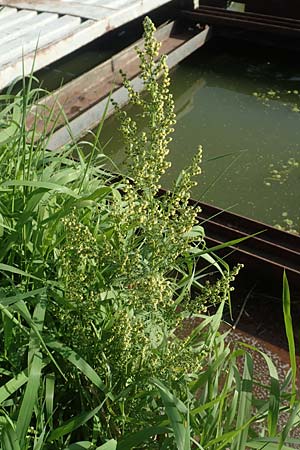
[[46, 339, 112, 399], [0, 371, 28, 404], [191, 392, 229, 416], [2, 180, 79, 198], [14, 294, 46, 447], [0, 263, 41, 280], [9, 297, 65, 379], [262, 354, 280, 437], [247, 437, 300, 449], [48, 405, 102, 441], [0, 288, 47, 307], [189, 231, 265, 257], [278, 402, 300, 449], [15, 352, 43, 447], [232, 353, 253, 450], [152, 378, 190, 450], [117, 424, 169, 450], [237, 341, 281, 438], [64, 441, 93, 450], [0, 420, 21, 450], [28, 292, 47, 365], [96, 440, 117, 450], [0, 99, 21, 144], [45, 373, 55, 428], [282, 271, 297, 404]]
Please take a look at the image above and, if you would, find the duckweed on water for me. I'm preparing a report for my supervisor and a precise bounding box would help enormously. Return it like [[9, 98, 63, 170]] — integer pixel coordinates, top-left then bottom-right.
[[253, 88, 300, 112], [275, 215, 300, 236], [264, 157, 299, 186]]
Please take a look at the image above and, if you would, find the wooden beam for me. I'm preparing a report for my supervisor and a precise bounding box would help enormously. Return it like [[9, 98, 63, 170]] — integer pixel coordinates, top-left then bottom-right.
[[0, 0, 173, 20], [0, 1, 114, 18], [0, 0, 175, 89], [26, 21, 179, 135], [46, 25, 211, 150]]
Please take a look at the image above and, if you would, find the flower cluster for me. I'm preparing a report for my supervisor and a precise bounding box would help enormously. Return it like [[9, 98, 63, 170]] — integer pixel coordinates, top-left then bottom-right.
[[53, 17, 240, 433]]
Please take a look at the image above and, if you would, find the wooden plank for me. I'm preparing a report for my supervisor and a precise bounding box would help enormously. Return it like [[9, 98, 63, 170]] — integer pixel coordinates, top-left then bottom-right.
[[0, 15, 81, 66], [98, 0, 174, 31], [0, 1, 115, 18], [26, 21, 178, 134], [0, 19, 96, 89], [0, 6, 17, 17], [96, 0, 142, 9], [0, 12, 56, 47], [46, 26, 211, 150], [0, 0, 174, 89], [0, 0, 173, 20], [0, 10, 37, 32]]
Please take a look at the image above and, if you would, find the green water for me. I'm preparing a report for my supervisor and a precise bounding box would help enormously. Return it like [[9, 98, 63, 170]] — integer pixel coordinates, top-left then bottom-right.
[[99, 39, 300, 230]]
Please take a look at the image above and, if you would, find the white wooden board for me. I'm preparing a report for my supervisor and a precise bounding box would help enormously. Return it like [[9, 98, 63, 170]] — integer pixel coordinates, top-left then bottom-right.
[[0, 0, 173, 90], [0, 10, 37, 33], [0, 0, 172, 20]]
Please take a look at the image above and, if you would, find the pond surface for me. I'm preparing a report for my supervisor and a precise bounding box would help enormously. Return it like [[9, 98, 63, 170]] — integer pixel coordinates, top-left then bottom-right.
[[99, 38, 300, 231]]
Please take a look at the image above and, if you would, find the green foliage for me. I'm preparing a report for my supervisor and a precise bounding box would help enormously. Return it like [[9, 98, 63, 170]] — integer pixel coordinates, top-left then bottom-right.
[[0, 16, 299, 450]]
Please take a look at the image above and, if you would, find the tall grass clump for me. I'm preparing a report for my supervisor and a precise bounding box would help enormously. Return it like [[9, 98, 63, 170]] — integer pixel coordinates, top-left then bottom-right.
[[0, 17, 299, 450]]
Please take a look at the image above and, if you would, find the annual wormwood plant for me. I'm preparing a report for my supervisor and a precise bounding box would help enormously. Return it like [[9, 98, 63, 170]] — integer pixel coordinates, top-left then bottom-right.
[[56, 16, 240, 433]]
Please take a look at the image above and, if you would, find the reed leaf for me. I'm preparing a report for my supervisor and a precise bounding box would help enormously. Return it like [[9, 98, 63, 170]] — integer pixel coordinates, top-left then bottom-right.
[[46, 339, 111, 398], [152, 378, 190, 450], [282, 271, 297, 403], [15, 351, 43, 447], [48, 405, 102, 442], [0, 371, 28, 404]]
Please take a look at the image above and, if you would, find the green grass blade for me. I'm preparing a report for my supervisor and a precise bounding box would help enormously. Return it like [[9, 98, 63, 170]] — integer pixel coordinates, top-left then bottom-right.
[[2, 180, 79, 198], [152, 378, 190, 450], [282, 271, 297, 404], [278, 402, 300, 449], [237, 341, 281, 437], [28, 292, 46, 365], [117, 424, 170, 450], [247, 441, 297, 450], [33, 428, 47, 450], [0, 370, 28, 404], [45, 373, 55, 428], [0, 288, 46, 307], [64, 443, 94, 450], [261, 352, 280, 437], [48, 405, 102, 442], [0, 263, 41, 281], [0, 420, 21, 450], [191, 393, 229, 416], [64, 441, 117, 450], [232, 353, 253, 450], [46, 339, 112, 399], [96, 440, 117, 450], [15, 352, 43, 447], [15, 294, 45, 447], [189, 231, 265, 257], [12, 298, 65, 379]]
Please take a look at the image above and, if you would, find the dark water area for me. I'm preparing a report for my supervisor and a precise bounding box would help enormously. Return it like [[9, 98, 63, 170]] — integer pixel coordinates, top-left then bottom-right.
[[99, 38, 300, 231]]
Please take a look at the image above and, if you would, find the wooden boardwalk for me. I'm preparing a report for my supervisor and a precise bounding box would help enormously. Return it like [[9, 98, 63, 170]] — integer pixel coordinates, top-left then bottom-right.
[[0, 0, 172, 90]]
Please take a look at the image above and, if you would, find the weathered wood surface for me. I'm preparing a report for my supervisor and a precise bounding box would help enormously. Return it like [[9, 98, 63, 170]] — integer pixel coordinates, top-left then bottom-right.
[[0, 0, 173, 90], [0, 0, 173, 20], [27, 22, 181, 135], [45, 25, 211, 150]]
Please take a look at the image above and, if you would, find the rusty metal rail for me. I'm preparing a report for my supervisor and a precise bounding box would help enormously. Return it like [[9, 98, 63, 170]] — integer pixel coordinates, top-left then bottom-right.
[[186, 197, 300, 296], [156, 188, 300, 296], [181, 6, 300, 37]]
